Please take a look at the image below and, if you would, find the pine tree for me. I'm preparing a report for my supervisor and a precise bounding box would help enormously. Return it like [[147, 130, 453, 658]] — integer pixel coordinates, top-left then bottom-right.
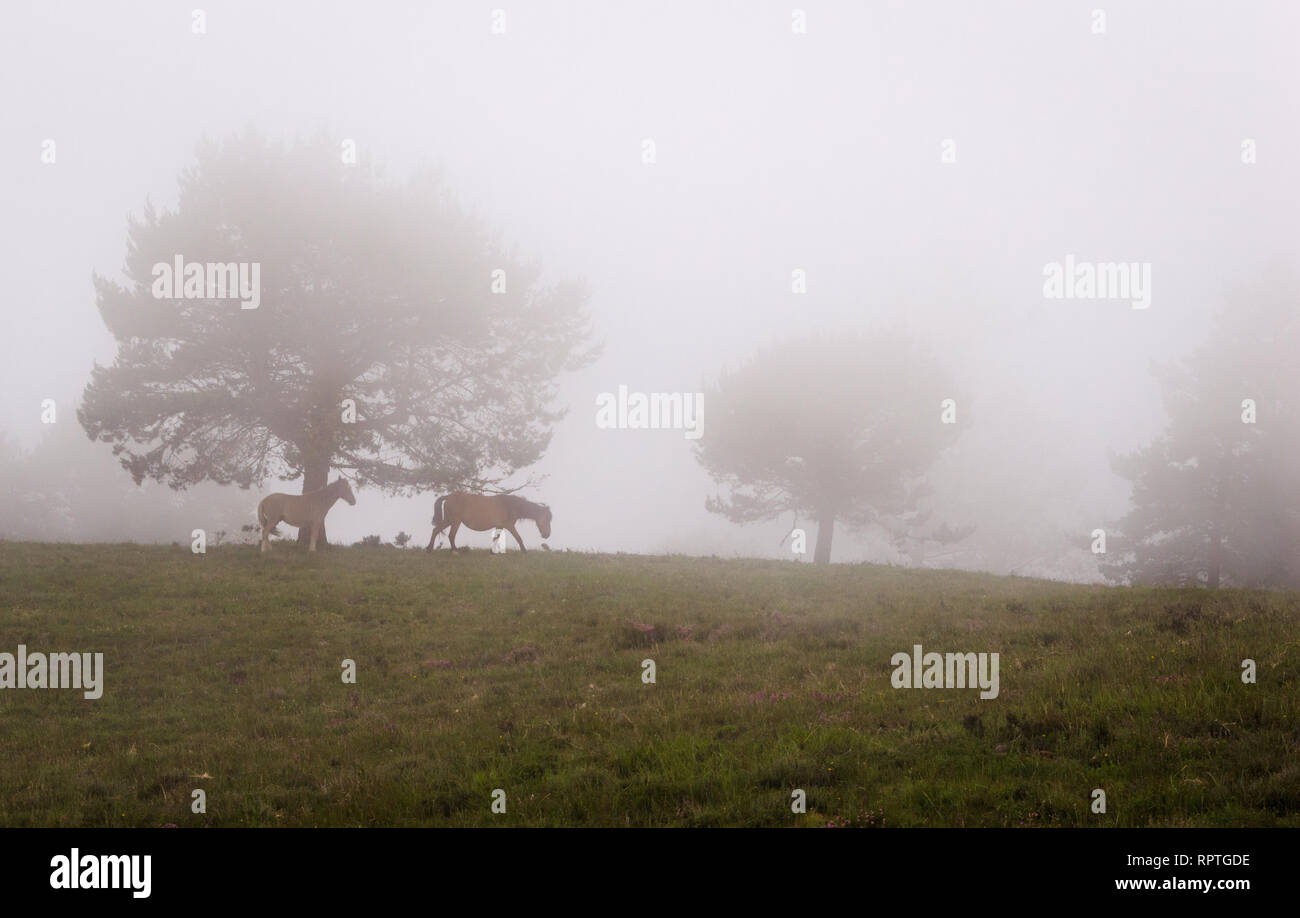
[[79, 131, 596, 545], [1103, 273, 1300, 587], [696, 330, 964, 564]]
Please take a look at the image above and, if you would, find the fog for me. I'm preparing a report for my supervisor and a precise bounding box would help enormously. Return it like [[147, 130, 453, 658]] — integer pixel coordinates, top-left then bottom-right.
[[3, 1, 1297, 580]]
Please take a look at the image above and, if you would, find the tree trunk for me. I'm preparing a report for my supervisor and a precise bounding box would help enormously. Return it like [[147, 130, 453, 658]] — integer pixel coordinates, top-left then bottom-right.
[[297, 455, 331, 548], [814, 508, 835, 565]]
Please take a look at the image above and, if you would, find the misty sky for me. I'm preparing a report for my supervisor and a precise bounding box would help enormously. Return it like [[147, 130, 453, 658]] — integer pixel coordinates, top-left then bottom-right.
[[3, 1, 1297, 572]]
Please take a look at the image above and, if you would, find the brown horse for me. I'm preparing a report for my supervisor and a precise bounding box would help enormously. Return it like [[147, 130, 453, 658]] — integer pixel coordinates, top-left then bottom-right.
[[257, 478, 356, 553], [425, 492, 551, 552]]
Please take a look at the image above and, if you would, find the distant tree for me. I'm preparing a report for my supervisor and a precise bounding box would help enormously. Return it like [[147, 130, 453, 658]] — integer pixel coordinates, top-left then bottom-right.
[[80, 130, 596, 545], [0, 431, 40, 537], [0, 414, 249, 543], [696, 330, 965, 564], [1102, 274, 1300, 588], [393, 531, 412, 548]]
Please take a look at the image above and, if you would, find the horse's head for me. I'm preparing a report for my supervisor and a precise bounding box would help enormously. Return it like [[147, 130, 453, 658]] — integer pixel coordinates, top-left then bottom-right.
[[336, 478, 357, 506], [536, 504, 552, 539]]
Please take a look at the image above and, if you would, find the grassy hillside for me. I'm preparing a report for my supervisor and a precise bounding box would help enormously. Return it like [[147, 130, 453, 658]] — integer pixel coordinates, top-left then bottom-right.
[[0, 542, 1296, 827]]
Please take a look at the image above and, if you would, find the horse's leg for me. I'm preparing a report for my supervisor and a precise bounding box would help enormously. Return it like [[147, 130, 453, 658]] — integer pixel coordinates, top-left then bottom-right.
[[309, 520, 319, 552], [448, 522, 463, 551], [261, 522, 271, 554], [506, 523, 527, 552], [425, 524, 448, 552]]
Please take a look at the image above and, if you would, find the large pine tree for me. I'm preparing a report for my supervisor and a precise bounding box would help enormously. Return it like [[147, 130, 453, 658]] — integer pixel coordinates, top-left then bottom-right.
[[80, 131, 596, 544]]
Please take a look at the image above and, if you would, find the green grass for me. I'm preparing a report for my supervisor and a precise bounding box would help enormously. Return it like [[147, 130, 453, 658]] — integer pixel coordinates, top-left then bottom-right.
[[1, 541, 1297, 827]]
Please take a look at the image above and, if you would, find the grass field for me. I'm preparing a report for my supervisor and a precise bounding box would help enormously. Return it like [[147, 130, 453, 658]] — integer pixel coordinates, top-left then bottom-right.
[[0, 541, 1297, 827]]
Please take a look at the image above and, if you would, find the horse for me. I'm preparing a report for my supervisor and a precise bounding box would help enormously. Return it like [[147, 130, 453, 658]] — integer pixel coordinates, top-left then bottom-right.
[[257, 478, 356, 553], [425, 492, 551, 553]]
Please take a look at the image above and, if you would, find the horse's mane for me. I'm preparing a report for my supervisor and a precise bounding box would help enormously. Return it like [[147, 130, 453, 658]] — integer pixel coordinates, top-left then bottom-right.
[[503, 494, 549, 519]]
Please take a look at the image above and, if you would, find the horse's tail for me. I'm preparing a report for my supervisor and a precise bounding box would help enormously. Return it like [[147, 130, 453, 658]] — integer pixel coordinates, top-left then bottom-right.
[[432, 495, 447, 526], [256, 499, 280, 535]]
